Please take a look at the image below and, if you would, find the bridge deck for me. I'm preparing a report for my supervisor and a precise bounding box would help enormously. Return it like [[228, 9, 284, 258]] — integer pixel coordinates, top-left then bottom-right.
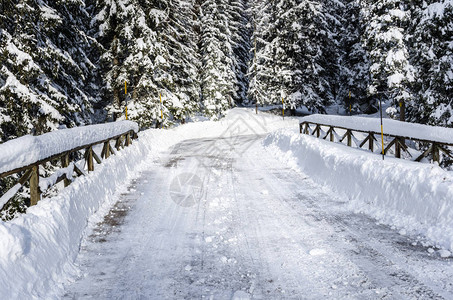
[[64, 134, 453, 299]]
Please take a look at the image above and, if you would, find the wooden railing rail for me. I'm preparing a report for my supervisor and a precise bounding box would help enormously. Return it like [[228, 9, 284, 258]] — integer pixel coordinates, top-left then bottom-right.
[[299, 121, 453, 163], [0, 125, 138, 211]]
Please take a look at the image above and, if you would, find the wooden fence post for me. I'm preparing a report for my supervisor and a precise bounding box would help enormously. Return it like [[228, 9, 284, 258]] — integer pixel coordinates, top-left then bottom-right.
[[86, 147, 94, 172], [115, 136, 123, 150], [395, 137, 401, 158], [347, 130, 352, 147], [369, 133, 374, 152], [126, 133, 131, 146], [330, 127, 334, 142], [30, 165, 40, 206], [103, 141, 111, 158], [433, 143, 440, 163], [61, 154, 70, 187]]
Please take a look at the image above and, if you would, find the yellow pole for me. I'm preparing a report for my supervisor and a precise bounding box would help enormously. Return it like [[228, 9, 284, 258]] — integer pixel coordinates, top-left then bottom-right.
[[379, 98, 384, 160], [381, 125, 384, 155], [254, 35, 258, 115], [125, 81, 128, 120], [349, 91, 351, 115], [159, 93, 163, 125], [281, 97, 285, 119]]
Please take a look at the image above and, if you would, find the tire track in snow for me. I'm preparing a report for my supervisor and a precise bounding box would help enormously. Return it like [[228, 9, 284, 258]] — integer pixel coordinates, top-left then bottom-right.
[[266, 164, 447, 299]]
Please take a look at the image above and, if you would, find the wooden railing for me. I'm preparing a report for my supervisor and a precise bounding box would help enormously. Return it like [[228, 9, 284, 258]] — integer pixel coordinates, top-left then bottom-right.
[[0, 123, 138, 211], [299, 120, 453, 163]]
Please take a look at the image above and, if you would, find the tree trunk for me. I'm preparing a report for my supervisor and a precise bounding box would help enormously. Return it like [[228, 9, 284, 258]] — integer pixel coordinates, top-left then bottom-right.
[[399, 100, 405, 122]]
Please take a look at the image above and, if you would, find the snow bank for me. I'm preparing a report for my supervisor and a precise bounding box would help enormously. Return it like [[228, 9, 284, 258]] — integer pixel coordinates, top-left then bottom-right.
[[264, 129, 453, 251], [0, 132, 149, 299], [0, 108, 295, 299], [0, 121, 138, 174], [301, 114, 453, 144]]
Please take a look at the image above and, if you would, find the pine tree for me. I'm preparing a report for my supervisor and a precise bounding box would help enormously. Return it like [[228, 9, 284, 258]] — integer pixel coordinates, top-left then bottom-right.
[[363, 0, 415, 120], [247, 0, 278, 107], [337, 0, 372, 113], [249, 0, 338, 113], [89, 0, 201, 128], [228, 0, 251, 103], [0, 0, 96, 142], [409, 0, 453, 126], [199, 0, 237, 119]]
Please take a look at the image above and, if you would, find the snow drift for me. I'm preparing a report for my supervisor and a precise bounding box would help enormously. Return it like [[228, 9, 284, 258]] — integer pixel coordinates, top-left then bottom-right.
[[264, 129, 453, 251]]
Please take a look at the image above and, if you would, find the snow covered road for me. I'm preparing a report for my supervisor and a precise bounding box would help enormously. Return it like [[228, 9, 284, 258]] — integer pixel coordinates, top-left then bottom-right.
[[63, 133, 453, 299]]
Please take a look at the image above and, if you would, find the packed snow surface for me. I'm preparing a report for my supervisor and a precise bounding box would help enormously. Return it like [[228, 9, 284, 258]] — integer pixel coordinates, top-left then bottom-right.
[[301, 114, 453, 144], [1, 109, 453, 299], [0, 121, 138, 174]]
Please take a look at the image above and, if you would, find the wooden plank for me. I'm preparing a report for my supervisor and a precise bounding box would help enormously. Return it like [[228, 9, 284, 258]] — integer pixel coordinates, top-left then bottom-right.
[[347, 130, 352, 147], [415, 145, 432, 162], [73, 164, 85, 176], [92, 150, 102, 164], [339, 131, 348, 143], [396, 138, 410, 157], [438, 145, 453, 159], [304, 123, 309, 134], [359, 135, 370, 148], [323, 127, 332, 140], [384, 138, 396, 155], [30, 165, 40, 206], [330, 127, 334, 142], [18, 169, 33, 186]]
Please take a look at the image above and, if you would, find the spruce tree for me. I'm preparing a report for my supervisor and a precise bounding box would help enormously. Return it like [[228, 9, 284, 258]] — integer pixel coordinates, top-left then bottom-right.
[[199, 0, 236, 119], [409, 0, 453, 126], [337, 0, 371, 113], [0, 0, 95, 142], [363, 0, 415, 120]]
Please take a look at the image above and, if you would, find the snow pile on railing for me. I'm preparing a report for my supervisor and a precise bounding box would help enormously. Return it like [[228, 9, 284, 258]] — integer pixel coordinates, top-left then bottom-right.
[[301, 114, 453, 143], [0, 121, 138, 174], [264, 128, 453, 251]]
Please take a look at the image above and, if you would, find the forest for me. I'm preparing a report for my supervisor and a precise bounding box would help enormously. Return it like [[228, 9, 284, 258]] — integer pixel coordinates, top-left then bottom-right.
[[1, 0, 452, 142]]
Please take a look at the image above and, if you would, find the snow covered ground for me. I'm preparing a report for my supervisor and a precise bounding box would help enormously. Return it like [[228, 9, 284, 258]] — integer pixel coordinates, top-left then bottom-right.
[[1, 109, 453, 299]]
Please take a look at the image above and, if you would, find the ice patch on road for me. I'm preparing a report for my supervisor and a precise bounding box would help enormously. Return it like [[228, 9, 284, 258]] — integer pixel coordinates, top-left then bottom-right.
[[309, 248, 327, 256]]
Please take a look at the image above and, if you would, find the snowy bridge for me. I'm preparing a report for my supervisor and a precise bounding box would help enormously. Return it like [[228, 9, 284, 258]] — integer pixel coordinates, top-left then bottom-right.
[[1, 109, 453, 299]]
